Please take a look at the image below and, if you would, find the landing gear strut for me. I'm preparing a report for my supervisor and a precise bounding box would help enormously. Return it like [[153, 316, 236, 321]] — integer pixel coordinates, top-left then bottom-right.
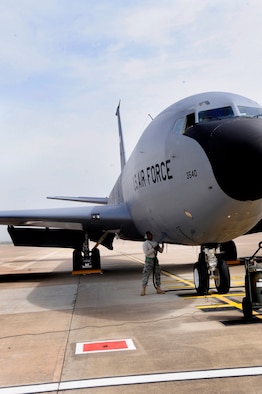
[[193, 244, 231, 295], [73, 233, 101, 272]]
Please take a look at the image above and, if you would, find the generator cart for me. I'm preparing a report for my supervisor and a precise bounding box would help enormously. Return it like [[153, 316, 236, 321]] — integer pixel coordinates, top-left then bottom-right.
[[242, 241, 262, 321]]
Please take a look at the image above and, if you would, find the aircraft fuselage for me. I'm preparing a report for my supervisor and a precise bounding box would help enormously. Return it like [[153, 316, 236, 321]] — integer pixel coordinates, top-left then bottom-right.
[[115, 92, 262, 245]]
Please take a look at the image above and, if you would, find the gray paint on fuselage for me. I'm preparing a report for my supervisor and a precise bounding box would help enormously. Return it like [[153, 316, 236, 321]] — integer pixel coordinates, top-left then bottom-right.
[[120, 92, 262, 245]]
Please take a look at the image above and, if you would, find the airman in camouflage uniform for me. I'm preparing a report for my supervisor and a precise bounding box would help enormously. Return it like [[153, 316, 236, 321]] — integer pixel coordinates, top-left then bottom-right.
[[140, 231, 165, 296]]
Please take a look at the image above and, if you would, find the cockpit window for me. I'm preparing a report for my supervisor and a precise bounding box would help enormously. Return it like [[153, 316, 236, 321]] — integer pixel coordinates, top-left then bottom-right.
[[185, 113, 195, 129], [198, 106, 234, 122], [173, 117, 185, 134], [238, 106, 262, 117]]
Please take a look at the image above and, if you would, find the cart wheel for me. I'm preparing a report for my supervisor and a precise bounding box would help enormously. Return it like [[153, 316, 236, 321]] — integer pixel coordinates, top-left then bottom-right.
[[242, 296, 253, 321], [244, 275, 250, 299]]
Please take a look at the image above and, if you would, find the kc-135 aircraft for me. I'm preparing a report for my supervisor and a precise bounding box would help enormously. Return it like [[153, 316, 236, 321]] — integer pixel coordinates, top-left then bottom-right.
[[1, 91, 262, 295]]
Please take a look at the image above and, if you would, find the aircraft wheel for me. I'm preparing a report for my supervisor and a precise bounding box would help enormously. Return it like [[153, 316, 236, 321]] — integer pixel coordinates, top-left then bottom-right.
[[193, 262, 209, 295], [73, 249, 82, 271], [214, 259, 230, 293], [242, 296, 253, 321], [220, 240, 237, 261], [91, 248, 101, 269]]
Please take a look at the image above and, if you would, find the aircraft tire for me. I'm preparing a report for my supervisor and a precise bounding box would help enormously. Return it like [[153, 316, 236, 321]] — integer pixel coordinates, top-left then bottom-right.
[[193, 262, 209, 295], [91, 248, 101, 269], [242, 296, 253, 321], [220, 240, 237, 261], [214, 259, 230, 293], [73, 249, 82, 271]]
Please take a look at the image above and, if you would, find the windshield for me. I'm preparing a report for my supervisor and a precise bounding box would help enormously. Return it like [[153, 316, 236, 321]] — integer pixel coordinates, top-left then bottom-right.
[[238, 106, 262, 117], [198, 106, 234, 122]]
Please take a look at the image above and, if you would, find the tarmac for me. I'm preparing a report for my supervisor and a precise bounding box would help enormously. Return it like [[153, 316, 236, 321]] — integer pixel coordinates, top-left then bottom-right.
[[0, 233, 262, 393]]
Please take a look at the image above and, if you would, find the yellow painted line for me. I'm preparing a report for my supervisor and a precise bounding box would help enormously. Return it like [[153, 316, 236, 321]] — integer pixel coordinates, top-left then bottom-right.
[[213, 294, 243, 311], [162, 270, 195, 287], [164, 285, 190, 290], [118, 250, 195, 288], [183, 291, 244, 299], [119, 250, 256, 315], [183, 290, 262, 320], [183, 294, 214, 299], [227, 292, 245, 297], [197, 304, 233, 310], [183, 290, 249, 316], [118, 253, 145, 265]]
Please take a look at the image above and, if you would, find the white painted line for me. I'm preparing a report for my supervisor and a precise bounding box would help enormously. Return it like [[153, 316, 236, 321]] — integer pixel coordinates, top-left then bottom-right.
[[14, 251, 58, 270], [0, 382, 59, 393], [0, 251, 58, 270], [2, 366, 262, 393], [60, 366, 262, 389]]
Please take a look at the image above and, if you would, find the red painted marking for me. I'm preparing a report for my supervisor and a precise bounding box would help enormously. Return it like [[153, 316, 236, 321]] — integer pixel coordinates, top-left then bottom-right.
[[83, 340, 128, 352]]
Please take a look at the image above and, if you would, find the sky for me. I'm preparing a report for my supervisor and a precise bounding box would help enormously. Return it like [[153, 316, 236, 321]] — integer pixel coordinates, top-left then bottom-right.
[[0, 0, 262, 241]]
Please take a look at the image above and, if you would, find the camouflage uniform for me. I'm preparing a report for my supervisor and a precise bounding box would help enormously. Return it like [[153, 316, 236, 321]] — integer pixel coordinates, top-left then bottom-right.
[[142, 239, 163, 287]]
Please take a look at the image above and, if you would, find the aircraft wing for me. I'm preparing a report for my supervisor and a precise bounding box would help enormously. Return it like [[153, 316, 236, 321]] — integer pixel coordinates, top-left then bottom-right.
[[0, 203, 135, 249], [0, 204, 131, 229]]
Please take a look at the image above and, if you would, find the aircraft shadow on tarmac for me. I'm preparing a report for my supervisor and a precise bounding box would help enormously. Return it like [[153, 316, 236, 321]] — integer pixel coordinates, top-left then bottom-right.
[[0, 256, 199, 322], [2, 255, 262, 325]]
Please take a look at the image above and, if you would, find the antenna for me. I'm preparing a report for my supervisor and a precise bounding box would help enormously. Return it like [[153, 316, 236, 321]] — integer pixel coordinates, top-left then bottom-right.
[[115, 101, 126, 172]]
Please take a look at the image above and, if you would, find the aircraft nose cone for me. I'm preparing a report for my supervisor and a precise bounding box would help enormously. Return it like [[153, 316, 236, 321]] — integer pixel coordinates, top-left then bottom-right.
[[187, 117, 262, 201]]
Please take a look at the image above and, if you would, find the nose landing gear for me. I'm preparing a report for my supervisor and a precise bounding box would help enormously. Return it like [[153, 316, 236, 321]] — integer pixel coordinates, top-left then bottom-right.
[[193, 245, 231, 295]]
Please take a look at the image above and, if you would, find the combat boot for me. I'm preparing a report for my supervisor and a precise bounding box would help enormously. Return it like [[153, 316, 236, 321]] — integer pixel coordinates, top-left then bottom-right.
[[156, 286, 165, 294], [140, 286, 146, 296]]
